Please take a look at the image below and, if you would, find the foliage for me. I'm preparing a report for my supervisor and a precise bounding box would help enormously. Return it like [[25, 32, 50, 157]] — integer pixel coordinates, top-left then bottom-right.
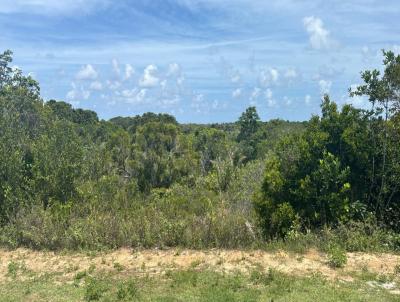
[[327, 243, 347, 268], [1, 49, 400, 252], [256, 50, 400, 237]]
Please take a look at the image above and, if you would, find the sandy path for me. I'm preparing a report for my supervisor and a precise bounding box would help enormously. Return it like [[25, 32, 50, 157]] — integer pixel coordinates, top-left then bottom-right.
[[0, 248, 399, 283]]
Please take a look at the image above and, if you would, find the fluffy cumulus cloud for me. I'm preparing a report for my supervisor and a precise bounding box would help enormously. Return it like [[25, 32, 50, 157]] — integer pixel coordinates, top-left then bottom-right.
[[167, 63, 181, 77], [107, 80, 121, 90], [139, 64, 159, 88], [259, 68, 279, 87], [66, 82, 90, 103], [215, 56, 242, 84], [265, 88, 276, 107], [284, 96, 292, 106], [191, 93, 207, 113], [118, 88, 147, 104], [230, 71, 241, 83], [303, 16, 332, 50], [284, 68, 298, 80], [124, 64, 135, 80], [89, 81, 103, 90], [319, 79, 332, 94], [232, 88, 242, 99], [76, 64, 98, 80], [112, 58, 121, 77], [111, 59, 135, 81], [250, 87, 262, 101]]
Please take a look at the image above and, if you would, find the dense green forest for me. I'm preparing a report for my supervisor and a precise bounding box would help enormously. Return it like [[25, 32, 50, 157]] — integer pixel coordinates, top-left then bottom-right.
[[1, 49, 400, 251]]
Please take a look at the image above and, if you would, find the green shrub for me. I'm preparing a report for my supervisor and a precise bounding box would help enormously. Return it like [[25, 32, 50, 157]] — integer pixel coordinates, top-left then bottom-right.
[[116, 279, 139, 300], [327, 244, 347, 268], [7, 261, 19, 278], [84, 277, 108, 301]]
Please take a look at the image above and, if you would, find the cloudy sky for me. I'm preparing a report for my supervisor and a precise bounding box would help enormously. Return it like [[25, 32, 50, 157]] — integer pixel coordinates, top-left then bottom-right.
[[1, 0, 399, 122]]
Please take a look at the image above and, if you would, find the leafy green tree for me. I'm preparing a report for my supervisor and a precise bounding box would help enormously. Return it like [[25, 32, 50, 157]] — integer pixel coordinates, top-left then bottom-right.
[[32, 121, 85, 207], [193, 128, 230, 174], [237, 106, 260, 141], [0, 50, 43, 223], [237, 106, 261, 161], [350, 50, 400, 225], [131, 122, 197, 192]]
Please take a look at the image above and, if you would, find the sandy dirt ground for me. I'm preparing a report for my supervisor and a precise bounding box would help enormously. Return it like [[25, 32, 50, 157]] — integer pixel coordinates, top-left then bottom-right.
[[1, 248, 399, 286]]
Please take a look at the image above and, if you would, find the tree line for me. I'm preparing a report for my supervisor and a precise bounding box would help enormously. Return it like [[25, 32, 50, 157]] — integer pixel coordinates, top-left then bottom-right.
[[0, 49, 399, 249]]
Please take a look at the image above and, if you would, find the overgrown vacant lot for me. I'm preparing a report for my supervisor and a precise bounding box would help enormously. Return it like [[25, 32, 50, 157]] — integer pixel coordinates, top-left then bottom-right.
[[1, 248, 400, 301]]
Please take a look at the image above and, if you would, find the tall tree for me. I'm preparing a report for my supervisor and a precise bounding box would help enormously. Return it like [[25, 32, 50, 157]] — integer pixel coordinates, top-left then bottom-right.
[[237, 106, 261, 161]]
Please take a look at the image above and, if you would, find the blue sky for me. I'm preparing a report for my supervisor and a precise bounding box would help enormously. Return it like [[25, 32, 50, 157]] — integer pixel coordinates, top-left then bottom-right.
[[1, 0, 399, 122]]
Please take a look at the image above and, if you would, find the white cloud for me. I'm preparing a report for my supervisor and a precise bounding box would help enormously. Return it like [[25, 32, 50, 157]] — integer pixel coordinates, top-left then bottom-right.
[[160, 96, 181, 107], [124, 64, 135, 80], [89, 81, 103, 90], [160, 80, 168, 91], [76, 64, 98, 80], [265, 88, 276, 107], [177, 76, 185, 86], [267, 98, 276, 107], [361, 46, 377, 63], [259, 68, 279, 87], [284, 68, 298, 79], [303, 16, 331, 50], [119, 88, 147, 104], [112, 58, 120, 76], [107, 80, 121, 90], [230, 72, 241, 83], [167, 63, 181, 77], [193, 93, 204, 103], [66, 82, 90, 102], [191, 93, 209, 113], [232, 88, 242, 99], [250, 87, 261, 100], [270, 68, 279, 82], [319, 79, 332, 94], [284, 96, 292, 106], [139, 64, 159, 87]]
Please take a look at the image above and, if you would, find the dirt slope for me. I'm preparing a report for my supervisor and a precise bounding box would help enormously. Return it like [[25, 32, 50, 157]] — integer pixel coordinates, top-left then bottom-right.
[[1, 248, 399, 284]]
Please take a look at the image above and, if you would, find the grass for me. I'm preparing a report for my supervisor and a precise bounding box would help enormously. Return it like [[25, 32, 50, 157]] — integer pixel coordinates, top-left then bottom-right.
[[0, 267, 399, 302]]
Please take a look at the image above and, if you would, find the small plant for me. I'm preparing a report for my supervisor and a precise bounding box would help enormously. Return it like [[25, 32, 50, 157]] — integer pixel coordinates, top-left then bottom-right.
[[190, 259, 203, 268], [116, 279, 139, 300], [84, 277, 108, 301], [250, 268, 280, 285], [65, 264, 80, 273], [113, 262, 124, 272], [74, 270, 88, 281], [74, 270, 88, 286], [394, 264, 400, 275], [88, 264, 96, 274], [7, 261, 19, 278], [327, 244, 347, 268]]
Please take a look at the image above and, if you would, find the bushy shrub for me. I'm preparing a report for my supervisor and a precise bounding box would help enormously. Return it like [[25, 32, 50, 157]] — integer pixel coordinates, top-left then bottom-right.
[[84, 277, 109, 301], [327, 244, 347, 268]]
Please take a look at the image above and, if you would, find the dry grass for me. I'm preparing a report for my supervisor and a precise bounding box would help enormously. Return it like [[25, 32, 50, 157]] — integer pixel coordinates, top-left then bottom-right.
[[1, 248, 399, 284]]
